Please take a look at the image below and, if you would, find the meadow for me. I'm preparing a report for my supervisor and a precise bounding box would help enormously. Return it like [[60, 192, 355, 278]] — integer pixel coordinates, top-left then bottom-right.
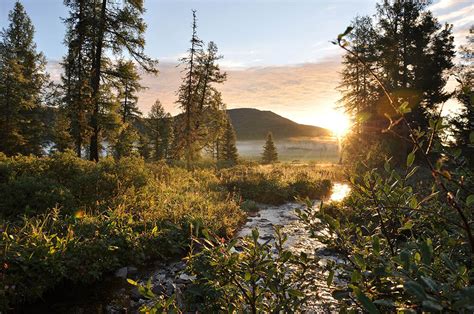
[[236, 138, 340, 163], [0, 152, 338, 309]]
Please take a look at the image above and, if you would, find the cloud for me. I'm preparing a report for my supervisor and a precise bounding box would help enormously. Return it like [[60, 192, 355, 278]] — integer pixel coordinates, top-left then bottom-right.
[[430, 0, 473, 46], [136, 57, 343, 128]]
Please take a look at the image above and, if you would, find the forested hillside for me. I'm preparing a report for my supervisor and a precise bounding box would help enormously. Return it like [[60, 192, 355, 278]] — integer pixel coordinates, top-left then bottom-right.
[[227, 108, 331, 140]]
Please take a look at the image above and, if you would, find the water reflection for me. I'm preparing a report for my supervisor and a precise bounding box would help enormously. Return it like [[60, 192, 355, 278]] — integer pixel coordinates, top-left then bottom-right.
[[329, 183, 351, 202]]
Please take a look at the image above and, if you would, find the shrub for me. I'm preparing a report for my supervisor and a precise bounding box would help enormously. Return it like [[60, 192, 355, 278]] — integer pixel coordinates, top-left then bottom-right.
[[220, 164, 334, 204], [0, 153, 244, 310]]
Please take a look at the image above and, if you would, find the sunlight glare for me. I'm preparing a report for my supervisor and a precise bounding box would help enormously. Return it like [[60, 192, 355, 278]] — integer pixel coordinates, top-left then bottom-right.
[[325, 111, 351, 137]]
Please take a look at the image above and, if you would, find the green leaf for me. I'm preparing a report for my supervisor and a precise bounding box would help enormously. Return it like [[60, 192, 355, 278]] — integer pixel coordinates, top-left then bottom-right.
[[251, 228, 259, 241], [327, 269, 335, 287], [372, 235, 380, 255], [353, 254, 366, 270], [356, 291, 380, 314], [127, 278, 138, 286], [399, 220, 414, 231], [332, 289, 350, 300], [288, 289, 305, 298], [337, 26, 353, 42], [351, 270, 362, 283], [407, 152, 415, 167], [244, 272, 251, 281], [466, 195, 474, 207], [404, 281, 427, 301], [420, 238, 433, 265], [399, 101, 411, 114]]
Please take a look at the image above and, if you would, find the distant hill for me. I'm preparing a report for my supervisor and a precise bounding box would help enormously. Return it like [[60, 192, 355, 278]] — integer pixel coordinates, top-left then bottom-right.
[[227, 108, 331, 140]]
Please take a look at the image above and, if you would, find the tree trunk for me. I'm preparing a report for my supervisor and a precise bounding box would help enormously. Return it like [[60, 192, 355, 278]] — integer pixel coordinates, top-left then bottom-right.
[[89, 0, 107, 161]]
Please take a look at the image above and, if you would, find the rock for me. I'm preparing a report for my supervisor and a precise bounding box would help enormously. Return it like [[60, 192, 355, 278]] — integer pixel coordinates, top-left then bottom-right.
[[261, 234, 274, 241], [154, 273, 166, 282], [165, 281, 176, 295], [106, 305, 122, 314], [176, 273, 196, 284], [130, 286, 142, 301], [178, 273, 196, 282], [127, 266, 138, 276], [114, 267, 128, 278], [152, 284, 166, 296]]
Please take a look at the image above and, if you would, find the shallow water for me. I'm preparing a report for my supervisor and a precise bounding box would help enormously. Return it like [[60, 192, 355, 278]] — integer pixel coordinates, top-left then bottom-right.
[[236, 182, 350, 311], [26, 183, 351, 313]]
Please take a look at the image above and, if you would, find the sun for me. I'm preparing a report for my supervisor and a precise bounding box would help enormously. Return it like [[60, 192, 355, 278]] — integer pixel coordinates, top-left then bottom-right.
[[326, 111, 351, 137]]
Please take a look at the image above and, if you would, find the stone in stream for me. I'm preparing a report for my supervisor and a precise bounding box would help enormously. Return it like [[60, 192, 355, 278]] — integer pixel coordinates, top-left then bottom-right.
[[130, 286, 143, 301], [114, 266, 138, 279], [114, 267, 128, 278]]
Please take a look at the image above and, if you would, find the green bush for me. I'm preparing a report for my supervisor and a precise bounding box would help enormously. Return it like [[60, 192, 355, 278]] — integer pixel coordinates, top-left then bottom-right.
[[220, 164, 334, 204], [297, 158, 474, 312], [0, 153, 244, 310]]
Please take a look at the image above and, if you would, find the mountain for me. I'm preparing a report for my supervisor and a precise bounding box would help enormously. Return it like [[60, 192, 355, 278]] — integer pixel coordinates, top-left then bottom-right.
[[227, 108, 331, 140]]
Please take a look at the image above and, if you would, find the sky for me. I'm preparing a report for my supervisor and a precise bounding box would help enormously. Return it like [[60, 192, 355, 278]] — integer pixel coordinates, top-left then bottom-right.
[[1, 0, 473, 129]]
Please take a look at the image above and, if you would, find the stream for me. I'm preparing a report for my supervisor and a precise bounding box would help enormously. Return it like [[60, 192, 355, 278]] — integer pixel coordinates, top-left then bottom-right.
[[24, 183, 350, 313]]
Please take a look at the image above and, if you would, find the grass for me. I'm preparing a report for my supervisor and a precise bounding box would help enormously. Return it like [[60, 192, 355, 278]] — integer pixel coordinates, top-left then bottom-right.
[[0, 152, 340, 310]]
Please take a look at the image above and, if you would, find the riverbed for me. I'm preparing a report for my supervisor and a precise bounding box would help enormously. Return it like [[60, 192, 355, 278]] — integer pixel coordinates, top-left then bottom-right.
[[26, 183, 350, 313]]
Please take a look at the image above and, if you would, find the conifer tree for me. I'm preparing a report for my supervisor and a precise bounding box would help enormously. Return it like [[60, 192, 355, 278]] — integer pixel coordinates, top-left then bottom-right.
[[62, 0, 158, 161], [221, 119, 238, 165], [176, 10, 203, 168], [115, 60, 144, 123], [262, 132, 278, 164], [339, 1, 455, 164], [148, 100, 173, 160], [61, 0, 94, 158], [0, 1, 48, 156], [451, 26, 474, 167], [113, 123, 138, 159], [176, 11, 227, 168], [137, 133, 152, 160]]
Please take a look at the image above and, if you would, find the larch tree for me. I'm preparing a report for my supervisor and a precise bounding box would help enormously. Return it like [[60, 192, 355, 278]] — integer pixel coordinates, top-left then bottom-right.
[[262, 132, 278, 164], [176, 11, 227, 168], [62, 0, 158, 161], [176, 10, 203, 168], [61, 0, 94, 158], [376, 0, 454, 130], [0, 1, 48, 156], [115, 60, 144, 124], [148, 99, 173, 161], [202, 91, 228, 160]]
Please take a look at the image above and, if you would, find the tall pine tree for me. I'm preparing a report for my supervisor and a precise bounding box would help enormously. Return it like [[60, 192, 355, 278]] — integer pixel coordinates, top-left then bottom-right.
[[62, 0, 158, 161], [0, 1, 48, 156]]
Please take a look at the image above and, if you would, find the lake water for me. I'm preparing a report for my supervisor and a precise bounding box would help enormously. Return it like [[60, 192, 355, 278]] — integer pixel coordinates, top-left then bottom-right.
[[236, 137, 339, 162]]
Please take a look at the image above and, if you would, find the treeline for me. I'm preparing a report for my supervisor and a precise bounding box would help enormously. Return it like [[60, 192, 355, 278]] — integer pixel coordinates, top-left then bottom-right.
[[0, 2, 239, 167], [339, 1, 472, 170]]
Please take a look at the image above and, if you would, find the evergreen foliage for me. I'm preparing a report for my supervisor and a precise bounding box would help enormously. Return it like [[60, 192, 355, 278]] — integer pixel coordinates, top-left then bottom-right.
[[450, 26, 474, 167], [220, 118, 239, 165], [147, 99, 173, 161], [262, 132, 278, 164], [62, 0, 158, 161], [0, 2, 48, 156], [339, 1, 455, 166]]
